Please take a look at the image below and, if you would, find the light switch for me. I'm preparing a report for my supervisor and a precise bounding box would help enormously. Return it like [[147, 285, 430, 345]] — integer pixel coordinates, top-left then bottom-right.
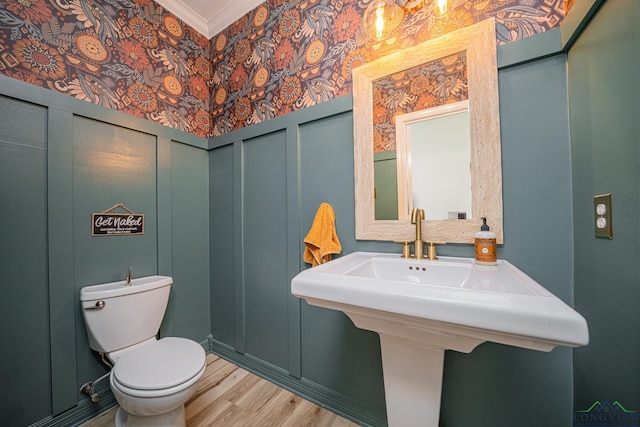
[[594, 194, 612, 239]]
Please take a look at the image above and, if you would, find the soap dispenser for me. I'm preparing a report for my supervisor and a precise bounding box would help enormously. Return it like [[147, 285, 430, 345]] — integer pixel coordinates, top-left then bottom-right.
[[475, 217, 497, 265]]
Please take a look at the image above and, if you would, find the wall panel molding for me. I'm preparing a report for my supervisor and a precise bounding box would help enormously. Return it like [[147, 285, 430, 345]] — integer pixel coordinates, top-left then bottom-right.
[[286, 124, 302, 379], [47, 107, 77, 415], [233, 140, 246, 354]]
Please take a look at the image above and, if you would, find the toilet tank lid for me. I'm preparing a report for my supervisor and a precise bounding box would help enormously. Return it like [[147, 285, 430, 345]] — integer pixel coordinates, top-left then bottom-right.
[[80, 275, 172, 301], [113, 337, 206, 390]]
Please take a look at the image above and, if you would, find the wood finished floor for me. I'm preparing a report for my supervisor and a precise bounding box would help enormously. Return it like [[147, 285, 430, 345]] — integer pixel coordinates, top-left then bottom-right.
[[81, 353, 360, 427]]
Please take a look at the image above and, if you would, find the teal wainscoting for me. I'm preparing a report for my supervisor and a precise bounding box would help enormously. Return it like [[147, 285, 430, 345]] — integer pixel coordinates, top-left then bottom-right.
[[0, 75, 210, 427], [209, 98, 391, 426]]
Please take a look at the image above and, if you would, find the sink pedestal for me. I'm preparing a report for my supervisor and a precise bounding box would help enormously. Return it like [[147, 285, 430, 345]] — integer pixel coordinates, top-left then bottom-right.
[[380, 334, 445, 427], [347, 308, 484, 427]]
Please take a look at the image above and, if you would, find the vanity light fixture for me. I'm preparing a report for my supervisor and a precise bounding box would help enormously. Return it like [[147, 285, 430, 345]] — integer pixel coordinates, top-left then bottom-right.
[[365, 0, 450, 41]]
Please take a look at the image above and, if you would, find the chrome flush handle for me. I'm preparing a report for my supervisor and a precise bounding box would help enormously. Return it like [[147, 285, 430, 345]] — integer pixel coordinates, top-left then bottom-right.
[[85, 300, 105, 310]]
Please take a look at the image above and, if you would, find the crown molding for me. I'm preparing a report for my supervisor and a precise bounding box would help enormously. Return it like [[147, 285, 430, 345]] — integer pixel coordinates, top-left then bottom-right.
[[206, 0, 265, 38], [155, 0, 266, 39], [154, 0, 209, 37]]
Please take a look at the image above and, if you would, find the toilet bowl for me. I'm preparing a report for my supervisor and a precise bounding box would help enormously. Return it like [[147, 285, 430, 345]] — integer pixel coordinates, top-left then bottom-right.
[[80, 276, 206, 427], [109, 337, 206, 427]]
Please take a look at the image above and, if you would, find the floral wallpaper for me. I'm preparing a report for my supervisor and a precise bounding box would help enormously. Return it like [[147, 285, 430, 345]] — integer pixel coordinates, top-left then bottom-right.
[[210, 0, 568, 137], [372, 51, 467, 152], [0, 0, 211, 137], [0, 0, 569, 139]]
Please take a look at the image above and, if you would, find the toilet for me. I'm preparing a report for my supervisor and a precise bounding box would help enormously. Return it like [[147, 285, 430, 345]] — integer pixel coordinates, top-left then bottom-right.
[[80, 275, 206, 427]]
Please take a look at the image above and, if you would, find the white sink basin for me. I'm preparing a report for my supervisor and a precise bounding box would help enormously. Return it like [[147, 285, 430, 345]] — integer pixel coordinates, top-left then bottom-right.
[[293, 251, 587, 350], [345, 256, 474, 288], [291, 252, 589, 427]]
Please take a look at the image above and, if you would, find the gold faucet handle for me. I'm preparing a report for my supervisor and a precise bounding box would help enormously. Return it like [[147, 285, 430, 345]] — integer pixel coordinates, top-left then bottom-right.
[[394, 241, 412, 258], [426, 241, 446, 260]]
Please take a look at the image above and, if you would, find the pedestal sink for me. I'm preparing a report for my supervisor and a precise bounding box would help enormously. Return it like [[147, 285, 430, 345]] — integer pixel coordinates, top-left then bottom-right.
[[291, 252, 589, 427]]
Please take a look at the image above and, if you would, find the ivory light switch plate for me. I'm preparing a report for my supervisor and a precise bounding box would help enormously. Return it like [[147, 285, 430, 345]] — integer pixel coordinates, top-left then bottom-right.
[[594, 193, 612, 239]]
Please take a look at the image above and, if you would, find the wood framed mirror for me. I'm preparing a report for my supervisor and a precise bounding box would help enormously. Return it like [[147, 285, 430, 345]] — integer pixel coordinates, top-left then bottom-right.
[[353, 18, 503, 244]]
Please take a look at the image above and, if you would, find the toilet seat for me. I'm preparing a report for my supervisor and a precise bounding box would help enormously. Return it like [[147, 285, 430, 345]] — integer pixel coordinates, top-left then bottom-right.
[[112, 337, 206, 398]]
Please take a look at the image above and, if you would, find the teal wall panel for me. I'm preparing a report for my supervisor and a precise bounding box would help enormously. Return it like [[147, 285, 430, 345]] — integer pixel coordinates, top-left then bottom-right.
[[72, 117, 158, 284], [72, 116, 159, 390], [569, 0, 640, 412], [210, 145, 236, 346], [243, 131, 290, 369], [171, 142, 210, 341], [298, 112, 386, 412], [440, 53, 575, 426], [0, 95, 51, 426], [499, 54, 574, 303]]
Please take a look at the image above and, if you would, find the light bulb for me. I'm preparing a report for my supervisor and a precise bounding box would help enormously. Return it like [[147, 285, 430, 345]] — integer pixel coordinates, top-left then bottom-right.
[[375, 6, 385, 40], [363, 0, 403, 41], [433, 0, 448, 18]]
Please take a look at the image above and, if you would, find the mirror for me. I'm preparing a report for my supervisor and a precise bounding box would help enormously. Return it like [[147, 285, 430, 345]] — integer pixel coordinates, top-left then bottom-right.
[[353, 18, 503, 244]]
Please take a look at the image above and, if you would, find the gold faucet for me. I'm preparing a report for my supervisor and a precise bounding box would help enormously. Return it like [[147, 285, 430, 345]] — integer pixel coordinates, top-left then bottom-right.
[[411, 208, 425, 259]]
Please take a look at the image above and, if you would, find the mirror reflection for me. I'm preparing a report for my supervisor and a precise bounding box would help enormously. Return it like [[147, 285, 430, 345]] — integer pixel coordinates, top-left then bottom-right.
[[396, 101, 472, 219], [377, 101, 471, 221]]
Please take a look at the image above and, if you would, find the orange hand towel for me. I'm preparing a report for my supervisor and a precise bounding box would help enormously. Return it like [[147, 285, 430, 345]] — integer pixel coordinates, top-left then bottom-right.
[[303, 203, 342, 267]]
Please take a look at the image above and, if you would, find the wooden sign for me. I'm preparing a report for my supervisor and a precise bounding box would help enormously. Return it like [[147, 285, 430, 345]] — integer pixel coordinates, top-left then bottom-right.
[[92, 203, 144, 236]]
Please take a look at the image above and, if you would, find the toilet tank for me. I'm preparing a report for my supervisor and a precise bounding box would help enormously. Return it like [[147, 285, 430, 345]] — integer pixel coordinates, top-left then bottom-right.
[[80, 276, 172, 353]]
